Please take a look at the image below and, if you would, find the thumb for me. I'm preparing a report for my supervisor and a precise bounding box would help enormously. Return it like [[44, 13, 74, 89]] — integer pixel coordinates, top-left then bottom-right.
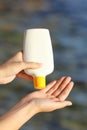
[[4, 62, 42, 76], [23, 62, 42, 69], [56, 101, 72, 109]]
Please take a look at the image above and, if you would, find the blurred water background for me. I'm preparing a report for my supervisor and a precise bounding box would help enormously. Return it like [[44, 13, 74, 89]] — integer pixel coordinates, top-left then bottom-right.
[[0, 0, 87, 130]]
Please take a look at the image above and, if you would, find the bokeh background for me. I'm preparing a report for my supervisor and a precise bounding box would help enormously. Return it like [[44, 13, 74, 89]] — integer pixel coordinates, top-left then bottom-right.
[[0, 0, 87, 130]]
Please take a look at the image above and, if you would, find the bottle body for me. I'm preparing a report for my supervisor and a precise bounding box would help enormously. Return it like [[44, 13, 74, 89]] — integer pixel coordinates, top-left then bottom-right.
[[23, 28, 54, 89]]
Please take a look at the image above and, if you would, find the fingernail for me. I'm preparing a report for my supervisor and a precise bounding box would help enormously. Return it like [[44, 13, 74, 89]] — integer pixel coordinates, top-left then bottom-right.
[[68, 102, 72, 106], [39, 63, 42, 66], [53, 80, 57, 83], [36, 63, 42, 66]]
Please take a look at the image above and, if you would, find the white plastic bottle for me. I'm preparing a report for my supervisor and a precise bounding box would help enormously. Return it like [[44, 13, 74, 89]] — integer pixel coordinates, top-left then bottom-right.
[[23, 28, 54, 89]]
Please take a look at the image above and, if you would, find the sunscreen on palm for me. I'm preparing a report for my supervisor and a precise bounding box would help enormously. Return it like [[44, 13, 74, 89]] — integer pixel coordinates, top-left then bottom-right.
[[23, 28, 54, 89]]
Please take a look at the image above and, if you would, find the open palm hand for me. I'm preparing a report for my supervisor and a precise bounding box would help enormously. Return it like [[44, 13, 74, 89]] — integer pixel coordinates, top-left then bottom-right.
[[22, 76, 74, 112]]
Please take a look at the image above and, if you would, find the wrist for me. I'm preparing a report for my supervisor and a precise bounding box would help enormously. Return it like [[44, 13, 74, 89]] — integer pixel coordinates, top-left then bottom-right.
[[31, 99, 44, 114], [0, 99, 38, 130], [30, 99, 40, 114]]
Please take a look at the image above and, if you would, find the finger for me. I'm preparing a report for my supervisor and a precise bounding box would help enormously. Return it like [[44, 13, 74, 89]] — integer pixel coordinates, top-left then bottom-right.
[[52, 76, 71, 97], [54, 101, 72, 109], [11, 62, 42, 74], [16, 71, 33, 80], [46, 77, 65, 95], [57, 81, 74, 101], [23, 62, 42, 69], [15, 62, 42, 74], [41, 80, 57, 93]]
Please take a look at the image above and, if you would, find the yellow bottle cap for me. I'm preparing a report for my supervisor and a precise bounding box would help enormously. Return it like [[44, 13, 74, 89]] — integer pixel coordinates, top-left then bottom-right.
[[34, 76, 46, 89]]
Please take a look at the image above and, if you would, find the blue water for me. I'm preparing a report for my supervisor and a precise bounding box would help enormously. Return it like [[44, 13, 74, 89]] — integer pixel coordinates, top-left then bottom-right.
[[0, 1, 87, 130]]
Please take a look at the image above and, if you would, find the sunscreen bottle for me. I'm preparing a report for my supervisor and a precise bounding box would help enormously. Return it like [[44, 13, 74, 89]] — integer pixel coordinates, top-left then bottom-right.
[[23, 28, 54, 89]]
